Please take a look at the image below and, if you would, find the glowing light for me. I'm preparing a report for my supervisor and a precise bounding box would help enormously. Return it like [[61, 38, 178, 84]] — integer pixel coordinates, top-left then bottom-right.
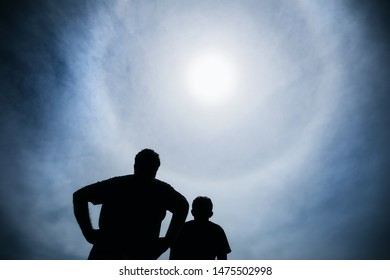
[[184, 51, 239, 106]]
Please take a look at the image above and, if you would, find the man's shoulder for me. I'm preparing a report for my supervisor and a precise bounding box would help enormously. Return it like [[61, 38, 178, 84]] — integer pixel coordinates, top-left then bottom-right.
[[114, 175, 176, 193], [97, 174, 133, 184], [153, 178, 174, 189], [113, 174, 133, 181]]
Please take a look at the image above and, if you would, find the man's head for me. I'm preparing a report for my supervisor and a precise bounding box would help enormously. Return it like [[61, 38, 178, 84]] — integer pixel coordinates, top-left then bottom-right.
[[191, 196, 213, 221], [134, 149, 161, 178]]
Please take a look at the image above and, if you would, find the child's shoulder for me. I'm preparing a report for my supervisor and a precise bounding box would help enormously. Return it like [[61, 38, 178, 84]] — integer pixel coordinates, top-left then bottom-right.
[[207, 220, 224, 229]]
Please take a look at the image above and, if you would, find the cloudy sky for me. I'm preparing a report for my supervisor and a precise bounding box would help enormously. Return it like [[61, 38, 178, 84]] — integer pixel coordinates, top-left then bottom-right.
[[1, 0, 389, 259]]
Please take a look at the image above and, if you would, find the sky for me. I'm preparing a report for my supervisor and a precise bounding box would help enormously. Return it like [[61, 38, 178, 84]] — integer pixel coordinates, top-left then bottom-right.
[[0, 0, 389, 259]]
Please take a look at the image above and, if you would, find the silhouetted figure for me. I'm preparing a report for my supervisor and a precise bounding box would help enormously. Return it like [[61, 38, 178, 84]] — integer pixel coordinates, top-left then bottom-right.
[[73, 149, 189, 259], [170, 196, 231, 260]]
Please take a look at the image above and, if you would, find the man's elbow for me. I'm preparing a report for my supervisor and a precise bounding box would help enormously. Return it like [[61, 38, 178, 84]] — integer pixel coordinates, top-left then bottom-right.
[[173, 196, 189, 217], [180, 197, 189, 217], [73, 189, 84, 204]]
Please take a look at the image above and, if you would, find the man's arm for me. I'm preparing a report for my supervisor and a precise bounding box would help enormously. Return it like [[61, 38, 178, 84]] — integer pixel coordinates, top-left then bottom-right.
[[154, 195, 188, 259], [156, 190, 189, 255], [165, 194, 189, 244], [73, 188, 99, 244]]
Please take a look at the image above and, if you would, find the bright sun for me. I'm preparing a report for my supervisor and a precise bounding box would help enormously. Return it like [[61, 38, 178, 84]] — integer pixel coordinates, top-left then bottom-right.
[[185, 51, 239, 106]]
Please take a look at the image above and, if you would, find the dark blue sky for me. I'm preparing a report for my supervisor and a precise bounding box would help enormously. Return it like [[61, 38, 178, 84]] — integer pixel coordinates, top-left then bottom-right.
[[0, 0, 389, 259]]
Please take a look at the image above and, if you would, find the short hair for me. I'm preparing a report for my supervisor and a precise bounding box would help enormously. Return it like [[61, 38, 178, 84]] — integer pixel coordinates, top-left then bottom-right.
[[134, 149, 160, 176], [192, 196, 213, 218]]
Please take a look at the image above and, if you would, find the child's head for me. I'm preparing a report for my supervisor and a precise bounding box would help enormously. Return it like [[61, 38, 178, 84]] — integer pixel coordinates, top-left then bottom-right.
[[191, 196, 213, 221]]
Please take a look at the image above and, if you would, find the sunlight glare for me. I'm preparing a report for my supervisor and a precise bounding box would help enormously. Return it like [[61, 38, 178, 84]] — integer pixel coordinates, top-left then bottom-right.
[[185, 51, 239, 106]]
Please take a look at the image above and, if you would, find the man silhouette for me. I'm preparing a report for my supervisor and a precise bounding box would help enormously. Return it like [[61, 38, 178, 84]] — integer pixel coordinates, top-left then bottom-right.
[[170, 196, 231, 260], [73, 149, 189, 259]]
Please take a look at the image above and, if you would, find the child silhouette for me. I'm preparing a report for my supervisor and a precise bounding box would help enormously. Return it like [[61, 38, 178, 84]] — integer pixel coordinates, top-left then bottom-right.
[[170, 196, 231, 260]]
